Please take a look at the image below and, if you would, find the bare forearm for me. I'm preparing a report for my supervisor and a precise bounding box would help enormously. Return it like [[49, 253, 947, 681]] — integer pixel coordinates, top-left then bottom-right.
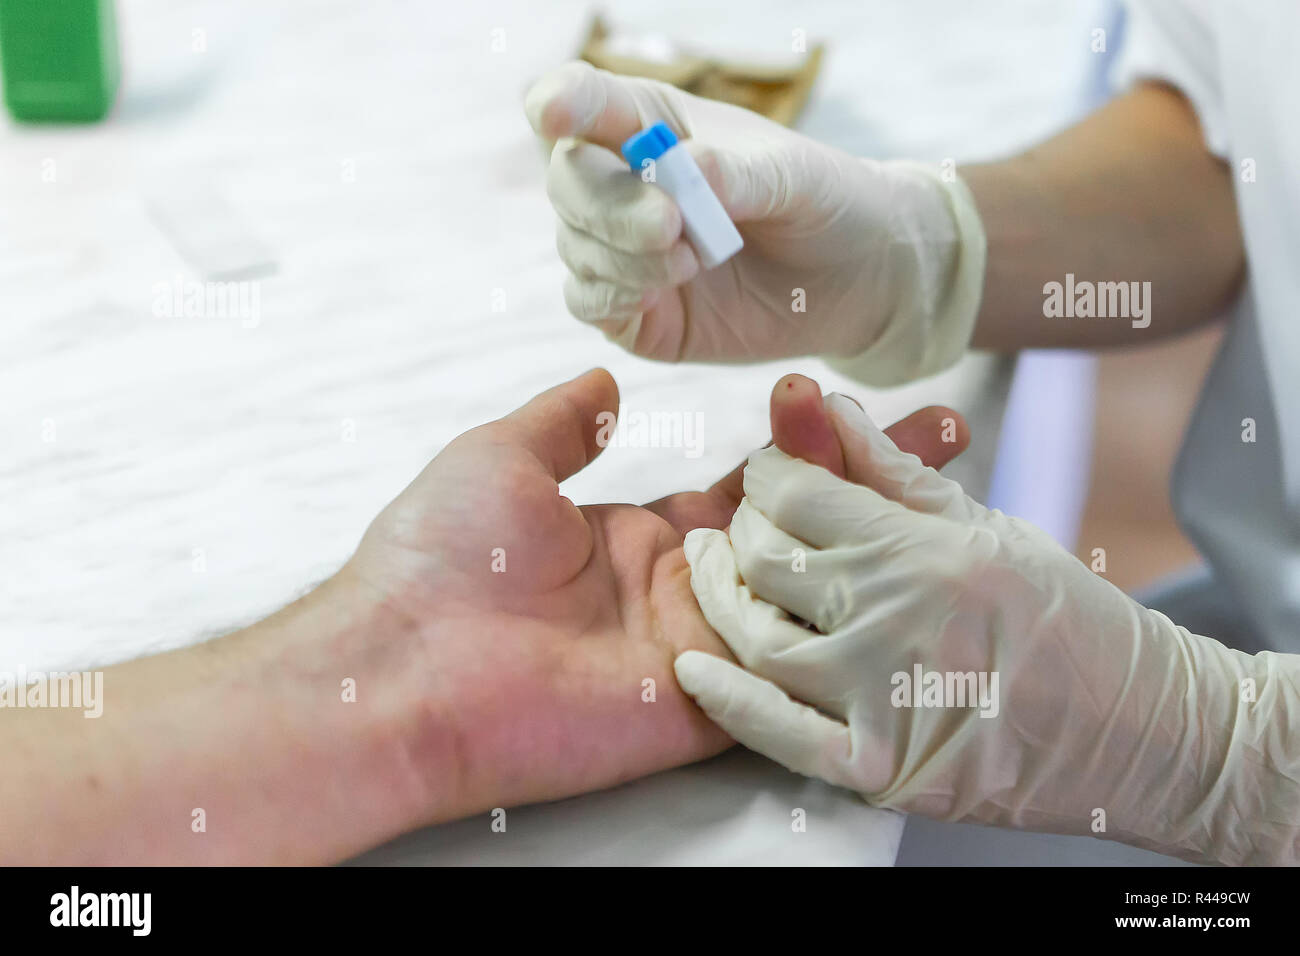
[[964, 83, 1244, 351], [0, 569, 449, 865]]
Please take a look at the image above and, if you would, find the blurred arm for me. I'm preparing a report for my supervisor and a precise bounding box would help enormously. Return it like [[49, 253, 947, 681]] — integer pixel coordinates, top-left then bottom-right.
[[964, 82, 1245, 350]]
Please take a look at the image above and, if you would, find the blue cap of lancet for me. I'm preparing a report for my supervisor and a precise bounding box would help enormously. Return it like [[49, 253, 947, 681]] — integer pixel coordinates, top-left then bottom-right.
[[621, 122, 679, 171]]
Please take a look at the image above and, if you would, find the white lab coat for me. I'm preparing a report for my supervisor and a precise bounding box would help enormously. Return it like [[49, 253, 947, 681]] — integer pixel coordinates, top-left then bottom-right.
[[1114, 0, 1300, 655]]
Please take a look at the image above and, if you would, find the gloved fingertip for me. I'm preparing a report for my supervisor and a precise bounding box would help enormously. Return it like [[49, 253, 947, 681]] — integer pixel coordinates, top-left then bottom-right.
[[673, 649, 715, 690], [824, 392, 876, 432], [681, 140, 761, 221], [746, 443, 788, 469], [595, 314, 642, 351], [680, 139, 725, 197], [524, 61, 594, 139], [826, 392, 909, 466], [523, 79, 562, 138], [682, 526, 722, 567]]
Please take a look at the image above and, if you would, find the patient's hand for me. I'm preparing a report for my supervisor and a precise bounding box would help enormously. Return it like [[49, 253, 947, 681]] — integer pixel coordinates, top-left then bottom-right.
[[8, 368, 970, 865], [348, 369, 968, 823]]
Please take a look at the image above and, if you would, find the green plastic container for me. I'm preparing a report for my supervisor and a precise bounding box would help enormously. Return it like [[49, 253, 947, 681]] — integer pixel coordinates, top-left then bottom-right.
[[0, 0, 120, 122]]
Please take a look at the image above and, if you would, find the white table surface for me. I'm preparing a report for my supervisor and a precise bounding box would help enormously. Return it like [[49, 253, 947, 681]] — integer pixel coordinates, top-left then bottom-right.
[[1, 0, 1100, 864]]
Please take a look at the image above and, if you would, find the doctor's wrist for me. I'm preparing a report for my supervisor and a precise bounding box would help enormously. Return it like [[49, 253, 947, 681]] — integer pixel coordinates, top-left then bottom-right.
[[1118, 620, 1300, 866], [825, 160, 986, 386]]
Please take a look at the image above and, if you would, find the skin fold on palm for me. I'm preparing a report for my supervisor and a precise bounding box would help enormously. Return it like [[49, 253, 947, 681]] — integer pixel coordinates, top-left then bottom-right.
[[348, 368, 969, 822]]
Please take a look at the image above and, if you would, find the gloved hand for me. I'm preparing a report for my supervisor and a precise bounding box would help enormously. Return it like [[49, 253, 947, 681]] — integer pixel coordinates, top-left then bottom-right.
[[674, 393, 1300, 865], [524, 61, 986, 385]]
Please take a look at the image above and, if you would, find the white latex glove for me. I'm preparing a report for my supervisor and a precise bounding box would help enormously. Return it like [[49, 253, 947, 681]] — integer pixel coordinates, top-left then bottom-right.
[[524, 61, 986, 385], [675, 394, 1300, 865]]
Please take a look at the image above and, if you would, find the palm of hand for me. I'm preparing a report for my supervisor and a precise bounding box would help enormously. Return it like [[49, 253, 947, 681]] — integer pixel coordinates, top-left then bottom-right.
[[350, 373, 736, 817]]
